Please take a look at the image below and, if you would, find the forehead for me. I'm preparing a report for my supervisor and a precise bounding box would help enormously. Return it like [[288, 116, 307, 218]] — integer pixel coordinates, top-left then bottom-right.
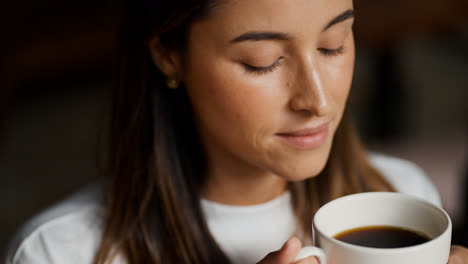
[[196, 0, 353, 40]]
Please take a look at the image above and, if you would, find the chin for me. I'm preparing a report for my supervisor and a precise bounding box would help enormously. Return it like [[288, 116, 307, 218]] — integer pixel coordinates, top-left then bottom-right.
[[285, 144, 333, 181], [274, 152, 330, 182]]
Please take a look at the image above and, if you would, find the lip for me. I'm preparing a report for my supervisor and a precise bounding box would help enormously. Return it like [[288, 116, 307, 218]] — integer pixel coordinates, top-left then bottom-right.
[[276, 123, 329, 150]]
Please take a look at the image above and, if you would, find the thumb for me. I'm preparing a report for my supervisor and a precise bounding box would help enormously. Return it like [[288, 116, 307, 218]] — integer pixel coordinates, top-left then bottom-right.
[[448, 245, 468, 264], [277, 237, 302, 263], [257, 237, 302, 264]]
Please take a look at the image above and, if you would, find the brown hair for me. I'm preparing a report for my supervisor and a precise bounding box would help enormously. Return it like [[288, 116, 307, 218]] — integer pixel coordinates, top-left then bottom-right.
[[94, 1, 394, 263]]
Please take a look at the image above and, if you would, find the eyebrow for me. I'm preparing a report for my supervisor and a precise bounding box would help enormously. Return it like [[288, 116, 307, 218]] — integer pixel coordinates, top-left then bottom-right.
[[323, 9, 355, 31], [229, 9, 355, 44], [229, 31, 289, 44]]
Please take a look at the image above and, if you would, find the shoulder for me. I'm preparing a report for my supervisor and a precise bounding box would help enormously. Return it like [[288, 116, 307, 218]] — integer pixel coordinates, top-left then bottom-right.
[[4, 183, 106, 264], [368, 153, 442, 207]]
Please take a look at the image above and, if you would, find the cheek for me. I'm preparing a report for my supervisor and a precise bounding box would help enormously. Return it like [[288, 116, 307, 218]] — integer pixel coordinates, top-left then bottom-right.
[[328, 47, 355, 113], [184, 58, 284, 147]]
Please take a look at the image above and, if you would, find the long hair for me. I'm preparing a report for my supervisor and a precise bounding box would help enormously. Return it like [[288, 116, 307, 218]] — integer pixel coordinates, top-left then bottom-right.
[[94, 1, 394, 263]]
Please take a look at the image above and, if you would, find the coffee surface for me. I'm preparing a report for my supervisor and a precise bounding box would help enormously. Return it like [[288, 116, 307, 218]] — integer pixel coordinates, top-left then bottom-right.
[[333, 225, 430, 248]]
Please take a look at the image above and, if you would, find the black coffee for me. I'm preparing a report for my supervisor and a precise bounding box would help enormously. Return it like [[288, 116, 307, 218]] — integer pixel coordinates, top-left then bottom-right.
[[333, 225, 430, 248]]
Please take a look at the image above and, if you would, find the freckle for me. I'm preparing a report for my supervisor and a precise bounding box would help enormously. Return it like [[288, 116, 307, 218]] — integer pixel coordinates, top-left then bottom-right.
[[286, 82, 290, 87]]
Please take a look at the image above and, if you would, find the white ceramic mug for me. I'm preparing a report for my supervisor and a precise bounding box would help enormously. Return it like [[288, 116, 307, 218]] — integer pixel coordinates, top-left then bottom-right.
[[294, 192, 452, 264]]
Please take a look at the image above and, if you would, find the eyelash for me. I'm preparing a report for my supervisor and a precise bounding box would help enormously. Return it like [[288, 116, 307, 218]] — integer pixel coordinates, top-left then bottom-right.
[[243, 46, 345, 75], [243, 58, 283, 75], [318, 46, 345, 56]]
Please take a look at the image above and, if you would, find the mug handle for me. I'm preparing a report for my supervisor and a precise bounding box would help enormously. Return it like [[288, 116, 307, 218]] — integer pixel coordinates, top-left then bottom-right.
[[294, 246, 326, 263]]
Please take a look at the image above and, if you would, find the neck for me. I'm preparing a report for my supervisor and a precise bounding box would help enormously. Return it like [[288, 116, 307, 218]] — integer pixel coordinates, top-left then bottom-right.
[[201, 146, 288, 206]]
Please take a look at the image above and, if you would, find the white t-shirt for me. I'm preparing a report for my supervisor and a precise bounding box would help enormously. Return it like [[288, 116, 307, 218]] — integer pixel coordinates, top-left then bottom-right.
[[3, 154, 442, 264]]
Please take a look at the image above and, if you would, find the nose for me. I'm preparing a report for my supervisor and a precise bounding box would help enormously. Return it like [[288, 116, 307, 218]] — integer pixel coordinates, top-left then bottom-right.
[[289, 61, 333, 117]]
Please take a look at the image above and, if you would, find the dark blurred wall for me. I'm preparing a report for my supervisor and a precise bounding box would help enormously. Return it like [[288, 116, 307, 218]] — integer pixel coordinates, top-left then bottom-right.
[[3, 0, 118, 90], [1, 0, 118, 251], [352, 0, 468, 141]]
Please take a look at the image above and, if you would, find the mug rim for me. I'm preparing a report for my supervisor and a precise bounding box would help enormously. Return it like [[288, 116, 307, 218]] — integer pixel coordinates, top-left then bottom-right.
[[312, 192, 452, 253]]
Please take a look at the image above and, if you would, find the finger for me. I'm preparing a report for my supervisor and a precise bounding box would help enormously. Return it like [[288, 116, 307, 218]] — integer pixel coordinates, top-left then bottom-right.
[[276, 237, 302, 263], [257, 251, 280, 264], [256, 237, 302, 264], [295, 256, 321, 264], [448, 245, 468, 264]]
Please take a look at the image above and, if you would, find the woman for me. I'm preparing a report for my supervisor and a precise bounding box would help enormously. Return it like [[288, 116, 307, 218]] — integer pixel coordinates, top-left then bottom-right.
[[5, 0, 468, 263]]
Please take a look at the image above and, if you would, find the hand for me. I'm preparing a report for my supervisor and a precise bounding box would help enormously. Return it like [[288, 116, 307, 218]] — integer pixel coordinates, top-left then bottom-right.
[[257, 237, 320, 264], [448, 245, 468, 264]]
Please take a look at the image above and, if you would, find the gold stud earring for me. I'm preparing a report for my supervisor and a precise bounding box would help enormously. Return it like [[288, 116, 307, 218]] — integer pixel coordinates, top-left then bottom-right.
[[167, 78, 179, 89]]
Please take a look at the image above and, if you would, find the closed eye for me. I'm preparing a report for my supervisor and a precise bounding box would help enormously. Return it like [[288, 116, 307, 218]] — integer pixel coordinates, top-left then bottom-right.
[[318, 46, 345, 56], [243, 57, 283, 75]]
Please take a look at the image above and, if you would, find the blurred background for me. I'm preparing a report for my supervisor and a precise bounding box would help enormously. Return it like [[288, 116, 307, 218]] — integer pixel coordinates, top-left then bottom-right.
[[1, 0, 467, 253]]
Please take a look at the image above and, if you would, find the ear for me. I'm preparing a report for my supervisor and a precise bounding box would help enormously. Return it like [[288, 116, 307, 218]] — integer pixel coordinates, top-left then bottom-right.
[[148, 36, 183, 79]]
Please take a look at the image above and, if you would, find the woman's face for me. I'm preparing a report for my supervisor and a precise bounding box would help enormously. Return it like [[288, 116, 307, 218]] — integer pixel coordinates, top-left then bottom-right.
[[181, 0, 355, 181]]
